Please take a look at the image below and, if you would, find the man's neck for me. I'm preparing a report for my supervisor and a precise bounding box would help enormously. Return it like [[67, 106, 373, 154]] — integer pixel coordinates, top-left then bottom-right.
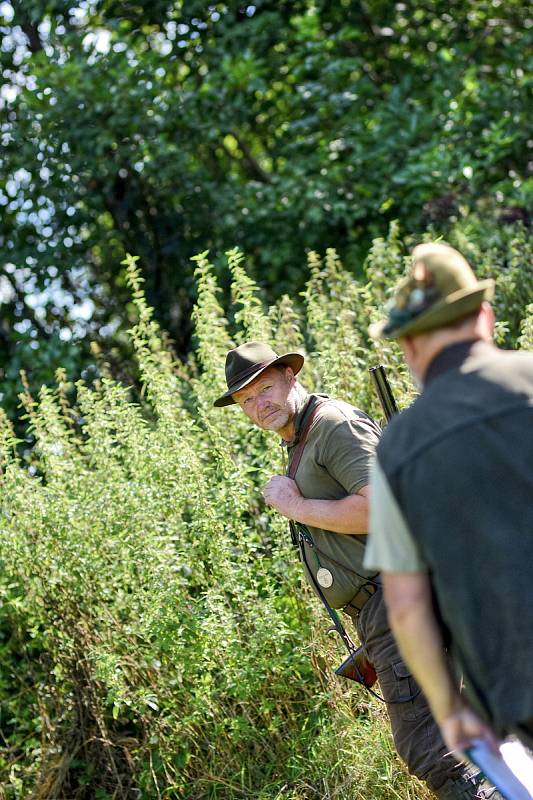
[[419, 334, 475, 381], [417, 306, 495, 382], [278, 384, 308, 443], [424, 339, 495, 386]]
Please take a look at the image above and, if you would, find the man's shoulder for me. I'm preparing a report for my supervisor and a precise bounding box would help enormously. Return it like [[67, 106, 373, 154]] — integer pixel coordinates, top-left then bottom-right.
[[310, 397, 381, 445], [377, 345, 533, 474], [314, 397, 377, 427], [471, 346, 533, 388], [316, 397, 357, 420]]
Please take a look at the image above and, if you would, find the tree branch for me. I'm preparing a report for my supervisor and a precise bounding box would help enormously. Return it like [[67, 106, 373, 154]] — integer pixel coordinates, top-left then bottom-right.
[[11, 1, 44, 54], [226, 131, 272, 183]]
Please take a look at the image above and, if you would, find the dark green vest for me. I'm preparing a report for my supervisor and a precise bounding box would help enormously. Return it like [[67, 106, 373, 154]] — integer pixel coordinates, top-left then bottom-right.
[[377, 340, 533, 729]]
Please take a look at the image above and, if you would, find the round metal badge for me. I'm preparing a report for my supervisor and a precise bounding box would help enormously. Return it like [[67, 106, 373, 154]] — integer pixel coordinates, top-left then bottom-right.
[[316, 568, 333, 588]]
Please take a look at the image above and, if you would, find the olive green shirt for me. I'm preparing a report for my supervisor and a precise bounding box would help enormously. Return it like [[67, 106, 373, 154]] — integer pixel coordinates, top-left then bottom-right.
[[286, 393, 381, 608]]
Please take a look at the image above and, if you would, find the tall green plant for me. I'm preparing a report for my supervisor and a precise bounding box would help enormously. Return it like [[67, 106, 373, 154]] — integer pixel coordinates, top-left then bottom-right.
[[0, 224, 530, 799]]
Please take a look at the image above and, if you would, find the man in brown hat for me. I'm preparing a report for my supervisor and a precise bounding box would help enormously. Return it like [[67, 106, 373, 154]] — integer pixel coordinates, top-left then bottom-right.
[[215, 340, 499, 799], [366, 242, 533, 759]]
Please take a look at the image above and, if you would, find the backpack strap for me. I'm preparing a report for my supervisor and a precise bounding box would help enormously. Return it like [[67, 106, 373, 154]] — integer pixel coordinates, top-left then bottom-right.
[[286, 398, 328, 547], [287, 398, 329, 480]]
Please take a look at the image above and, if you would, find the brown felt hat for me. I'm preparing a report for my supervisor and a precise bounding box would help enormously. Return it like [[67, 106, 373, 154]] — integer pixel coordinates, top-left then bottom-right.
[[369, 242, 495, 339], [214, 341, 304, 408]]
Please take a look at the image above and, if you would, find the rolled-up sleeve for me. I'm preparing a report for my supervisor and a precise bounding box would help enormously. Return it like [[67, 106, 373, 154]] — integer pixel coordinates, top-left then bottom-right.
[[364, 458, 428, 573]]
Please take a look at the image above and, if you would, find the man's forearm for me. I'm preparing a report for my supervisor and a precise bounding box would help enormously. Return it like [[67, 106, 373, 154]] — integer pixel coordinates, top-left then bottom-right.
[[383, 572, 499, 755], [263, 475, 369, 534], [383, 572, 462, 724], [291, 492, 368, 534]]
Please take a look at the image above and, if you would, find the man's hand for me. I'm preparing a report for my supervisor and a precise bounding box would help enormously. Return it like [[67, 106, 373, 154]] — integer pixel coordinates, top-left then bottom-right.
[[263, 475, 303, 519], [263, 477, 369, 532], [440, 705, 500, 759]]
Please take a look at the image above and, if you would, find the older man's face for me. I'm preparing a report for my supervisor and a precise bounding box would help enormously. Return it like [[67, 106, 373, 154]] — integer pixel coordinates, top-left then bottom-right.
[[233, 366, 296, 432]]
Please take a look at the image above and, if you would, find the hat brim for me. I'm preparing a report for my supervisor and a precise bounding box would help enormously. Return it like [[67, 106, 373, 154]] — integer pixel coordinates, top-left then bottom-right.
[[369, 280, 495, 340], [213, 352, 305, 407]]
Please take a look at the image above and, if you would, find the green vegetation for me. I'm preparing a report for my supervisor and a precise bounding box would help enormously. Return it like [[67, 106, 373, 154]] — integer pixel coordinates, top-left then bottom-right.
[[0, 223, 531, 798], [1, 1, 531, 416], [0, 1, 531, 794]]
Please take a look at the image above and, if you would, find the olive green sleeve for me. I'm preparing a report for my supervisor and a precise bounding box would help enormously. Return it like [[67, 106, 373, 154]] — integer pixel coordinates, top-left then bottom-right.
[[364, 458, 428, 573], [319, 416, 381, 496]]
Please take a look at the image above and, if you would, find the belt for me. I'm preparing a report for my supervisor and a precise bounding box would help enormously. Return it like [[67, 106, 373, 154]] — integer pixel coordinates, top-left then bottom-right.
[[342, 575, 381, 619]]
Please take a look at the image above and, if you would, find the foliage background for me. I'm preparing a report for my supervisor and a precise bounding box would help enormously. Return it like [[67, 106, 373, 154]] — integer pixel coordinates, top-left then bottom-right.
[[1, 0, 531, 417], [0, 223, 532, 798], [0, 0, 532, 796]]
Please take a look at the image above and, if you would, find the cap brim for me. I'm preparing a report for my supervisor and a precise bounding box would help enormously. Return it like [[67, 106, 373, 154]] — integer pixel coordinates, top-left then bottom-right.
[[213, 352, 305, 407], [369, 281, 494, 340]]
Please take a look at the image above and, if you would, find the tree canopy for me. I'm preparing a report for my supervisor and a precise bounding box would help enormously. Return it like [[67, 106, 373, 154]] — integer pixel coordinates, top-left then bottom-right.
[[0, 0, 531, 415]]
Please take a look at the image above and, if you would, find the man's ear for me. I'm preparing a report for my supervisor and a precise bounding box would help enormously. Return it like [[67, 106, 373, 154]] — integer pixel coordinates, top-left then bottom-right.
[[285, 367, 295, 386], [399, 335, 417, 364], [478, 302, 495, 340], [398, 335, 425, 385]]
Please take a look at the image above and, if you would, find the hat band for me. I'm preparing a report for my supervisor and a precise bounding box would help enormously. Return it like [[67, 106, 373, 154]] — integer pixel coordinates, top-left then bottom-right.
[[384, 285, 441, 335], [227, 358, 274, 392]]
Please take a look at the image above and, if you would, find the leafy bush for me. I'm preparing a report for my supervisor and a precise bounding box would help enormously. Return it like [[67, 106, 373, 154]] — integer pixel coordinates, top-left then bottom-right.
[[0, 223, 530, 798], [2, 2, 531, 416]]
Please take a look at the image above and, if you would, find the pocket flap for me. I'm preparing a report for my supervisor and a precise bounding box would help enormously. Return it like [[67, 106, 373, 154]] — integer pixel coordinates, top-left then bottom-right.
[[392, 660, 411, 679]]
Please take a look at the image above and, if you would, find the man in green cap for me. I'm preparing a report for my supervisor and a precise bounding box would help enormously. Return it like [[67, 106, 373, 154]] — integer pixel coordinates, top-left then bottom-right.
[[366, 241, 533, 759], [215, 339, 499, 799]]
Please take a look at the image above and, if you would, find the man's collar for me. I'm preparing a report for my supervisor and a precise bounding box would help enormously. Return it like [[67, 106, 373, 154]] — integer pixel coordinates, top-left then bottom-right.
[[424, 339, 492, 387]]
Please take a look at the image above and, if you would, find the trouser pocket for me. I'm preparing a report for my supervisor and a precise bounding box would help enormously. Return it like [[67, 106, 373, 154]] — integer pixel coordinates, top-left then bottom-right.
[[378, 659, 423, 721], [379, 659, 457, 787]]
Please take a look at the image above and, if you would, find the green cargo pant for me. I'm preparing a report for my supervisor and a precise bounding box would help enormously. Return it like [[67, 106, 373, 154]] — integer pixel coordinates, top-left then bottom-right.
[[353, 587, 500, 798]]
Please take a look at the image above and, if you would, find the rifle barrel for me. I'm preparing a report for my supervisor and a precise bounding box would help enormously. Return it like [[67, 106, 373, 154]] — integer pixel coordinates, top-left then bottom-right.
[[369, 365, 398, 423]]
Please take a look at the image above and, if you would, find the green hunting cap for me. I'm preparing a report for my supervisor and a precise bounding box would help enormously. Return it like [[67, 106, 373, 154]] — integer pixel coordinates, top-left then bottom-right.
[[369, 242, 495, 339], [214, 341, 304, 408]]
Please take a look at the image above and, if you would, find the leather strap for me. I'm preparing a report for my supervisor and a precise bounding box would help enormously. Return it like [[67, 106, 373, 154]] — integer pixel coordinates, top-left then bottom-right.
[[287, 398, 329, 480], [286, 398, 328, 546]]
